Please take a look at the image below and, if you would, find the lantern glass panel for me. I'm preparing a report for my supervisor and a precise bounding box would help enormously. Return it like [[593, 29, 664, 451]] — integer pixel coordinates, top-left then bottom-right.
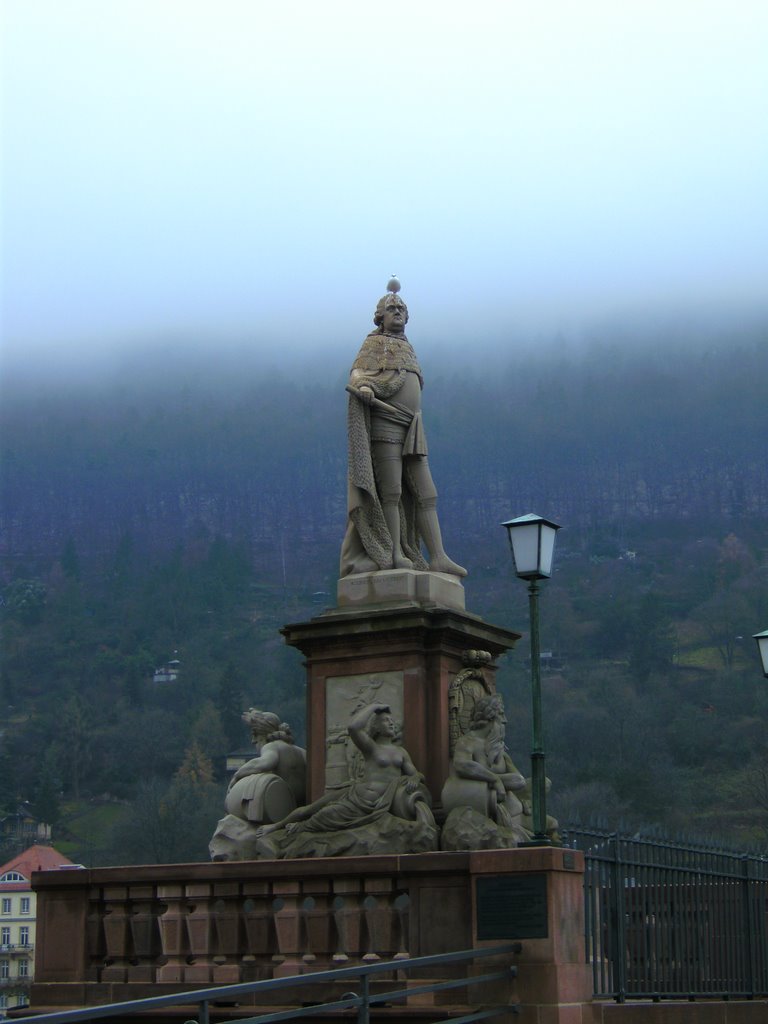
[[538, 524, 557, 577], [754, 630, 768, 678], [509, 522, 542, 577]]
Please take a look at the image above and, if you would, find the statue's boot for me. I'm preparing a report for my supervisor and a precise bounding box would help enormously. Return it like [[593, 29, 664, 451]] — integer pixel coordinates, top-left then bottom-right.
[[417, 502, 467, 577], [382, 500, 414, 569]]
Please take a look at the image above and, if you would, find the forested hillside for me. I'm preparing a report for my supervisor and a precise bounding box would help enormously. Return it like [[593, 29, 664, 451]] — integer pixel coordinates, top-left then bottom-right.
[[2, 328, 767, 863]]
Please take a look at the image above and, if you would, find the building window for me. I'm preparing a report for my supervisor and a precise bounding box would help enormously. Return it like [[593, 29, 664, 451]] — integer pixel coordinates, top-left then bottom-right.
[[0, 873, 25, 883], [18, 960, 29, 978], [0, 993, 8, 1009], [0, 927, 9, 946], [19, 898, 30, 915], [19, 927, 29, 946], [17, 995, 28, 1007], [0, 899, 10, 915], [0, 960, 8, 979]]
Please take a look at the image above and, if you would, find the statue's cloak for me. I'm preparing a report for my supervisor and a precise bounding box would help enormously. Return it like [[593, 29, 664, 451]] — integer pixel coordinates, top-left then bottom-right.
[[340, 331, 430, 577]]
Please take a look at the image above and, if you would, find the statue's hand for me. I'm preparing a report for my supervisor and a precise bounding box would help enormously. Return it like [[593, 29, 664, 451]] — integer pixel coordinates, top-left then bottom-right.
[[228, 767, 252, 790], [506, 773, 526, 791], [359, 386, 374, 405], [404, 777, 420, 794]]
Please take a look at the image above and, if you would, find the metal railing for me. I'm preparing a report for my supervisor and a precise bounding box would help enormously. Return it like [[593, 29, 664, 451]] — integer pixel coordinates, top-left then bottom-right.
[[11, 943, 521, 1024], [563, 826, 768, 1002]]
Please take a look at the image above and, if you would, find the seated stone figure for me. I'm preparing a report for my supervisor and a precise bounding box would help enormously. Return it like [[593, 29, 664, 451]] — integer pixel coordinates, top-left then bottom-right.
[[209, 710, 306, 861], [441, 694, 557, 850], [254, 701, 437, 859]]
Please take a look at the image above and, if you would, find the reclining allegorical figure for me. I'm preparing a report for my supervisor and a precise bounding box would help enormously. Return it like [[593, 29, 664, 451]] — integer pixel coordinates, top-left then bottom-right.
[[253, 701, 438, 859]]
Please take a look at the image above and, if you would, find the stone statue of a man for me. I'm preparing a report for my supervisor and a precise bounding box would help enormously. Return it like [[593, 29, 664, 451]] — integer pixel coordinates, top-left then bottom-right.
[[340, 279, 466, 578]]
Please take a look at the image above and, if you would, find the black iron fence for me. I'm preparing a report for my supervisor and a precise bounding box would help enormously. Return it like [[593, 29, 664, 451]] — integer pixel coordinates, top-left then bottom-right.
[[562, 827, 768, 1002]]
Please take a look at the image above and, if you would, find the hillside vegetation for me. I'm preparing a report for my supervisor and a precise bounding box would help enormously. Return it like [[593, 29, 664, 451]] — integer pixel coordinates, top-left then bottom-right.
[[1, 329, 767, 862]]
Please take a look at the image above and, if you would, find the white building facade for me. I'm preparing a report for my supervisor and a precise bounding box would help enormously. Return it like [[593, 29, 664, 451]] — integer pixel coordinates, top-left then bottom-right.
[[0, 845, 73, 1018]]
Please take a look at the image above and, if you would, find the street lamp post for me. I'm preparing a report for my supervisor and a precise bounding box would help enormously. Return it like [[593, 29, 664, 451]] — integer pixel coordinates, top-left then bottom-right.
[[502, 513, 561, 846], [753, 629, 768, 678]]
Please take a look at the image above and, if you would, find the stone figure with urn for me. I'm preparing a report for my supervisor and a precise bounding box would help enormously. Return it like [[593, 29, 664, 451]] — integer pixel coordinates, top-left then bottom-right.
[[209, 709, 306, 861]]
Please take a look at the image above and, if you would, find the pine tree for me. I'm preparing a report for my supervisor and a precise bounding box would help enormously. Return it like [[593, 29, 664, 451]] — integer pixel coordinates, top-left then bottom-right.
[[217, 662, 245, 748], [33, 748, 62, 828]]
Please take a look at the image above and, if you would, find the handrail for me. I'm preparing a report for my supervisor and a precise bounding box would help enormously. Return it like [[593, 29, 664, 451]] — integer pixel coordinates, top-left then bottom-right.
[[12, 943, 522, 1024]]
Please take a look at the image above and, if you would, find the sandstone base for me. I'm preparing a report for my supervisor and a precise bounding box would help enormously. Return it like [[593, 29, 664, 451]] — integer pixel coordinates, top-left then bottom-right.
[[337, 568, 466, 611]]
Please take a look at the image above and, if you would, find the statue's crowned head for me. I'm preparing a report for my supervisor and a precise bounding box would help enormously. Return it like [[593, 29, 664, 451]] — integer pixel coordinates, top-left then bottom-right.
[[373, 277, 409, 333]]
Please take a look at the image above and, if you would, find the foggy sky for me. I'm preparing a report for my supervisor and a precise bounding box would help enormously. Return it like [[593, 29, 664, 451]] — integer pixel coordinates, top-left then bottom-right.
[[3, 1, 768, 368]]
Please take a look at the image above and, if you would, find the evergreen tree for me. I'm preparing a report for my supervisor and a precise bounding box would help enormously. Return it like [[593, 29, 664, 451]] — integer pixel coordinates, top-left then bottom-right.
[[189, 702, 228, 775], [0, 746, 19, 816], [61, 538, 81, 580], [217, 662, 245, 749], [33, 748, 62, 827]]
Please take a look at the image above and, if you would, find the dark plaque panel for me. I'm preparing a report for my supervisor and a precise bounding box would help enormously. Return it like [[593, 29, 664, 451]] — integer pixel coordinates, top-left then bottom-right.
[[475, 874, 548, 939]]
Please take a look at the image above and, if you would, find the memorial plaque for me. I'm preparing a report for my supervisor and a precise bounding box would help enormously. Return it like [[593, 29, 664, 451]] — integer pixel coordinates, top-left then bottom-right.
[[475, 874, 548, 940]]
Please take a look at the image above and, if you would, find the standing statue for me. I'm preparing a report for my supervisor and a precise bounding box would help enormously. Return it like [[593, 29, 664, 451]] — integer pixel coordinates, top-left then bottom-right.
[[340, 278, 466, 578], [209, 710, 306, 861], [253, 702, 438, 859]]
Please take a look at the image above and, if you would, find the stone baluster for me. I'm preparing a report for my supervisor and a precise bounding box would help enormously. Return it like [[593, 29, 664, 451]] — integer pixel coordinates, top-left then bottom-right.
[[184, 883, 216, 984], [242, 882, 273, 981], [301, 880, 333, 969], [212, 883, 242, 984], [393, 892, 411, 959], [85, 886, 105, 982], [271, 882, 303, 977], [101, 886, 132, 982], [363, 878, 398, 962], [128, 885, 160, 982], [332, 878, 364, 963], [156, 884, 188, 983]]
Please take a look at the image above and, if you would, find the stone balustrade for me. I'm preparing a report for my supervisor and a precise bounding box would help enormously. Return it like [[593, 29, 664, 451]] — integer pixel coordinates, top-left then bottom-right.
[[32, 853, 477, 1009], [30, 848, 588, 1019], [51, 875, 414, 990]]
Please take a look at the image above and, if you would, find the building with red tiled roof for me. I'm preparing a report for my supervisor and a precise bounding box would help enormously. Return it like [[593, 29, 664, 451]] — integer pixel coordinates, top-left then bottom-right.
[[0, 845, 76, 1018]]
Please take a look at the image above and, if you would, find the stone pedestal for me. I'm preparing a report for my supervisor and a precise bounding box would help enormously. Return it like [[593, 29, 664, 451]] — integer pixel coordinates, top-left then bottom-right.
[[281, 578, 520, 805], [470, 848, 593, 1023]]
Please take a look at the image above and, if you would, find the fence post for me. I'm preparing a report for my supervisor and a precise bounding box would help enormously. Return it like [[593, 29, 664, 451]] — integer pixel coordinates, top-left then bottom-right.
[[608, 834, 627, 1003], [742, 856, 755, 999], [357, 971, 370, 1024]]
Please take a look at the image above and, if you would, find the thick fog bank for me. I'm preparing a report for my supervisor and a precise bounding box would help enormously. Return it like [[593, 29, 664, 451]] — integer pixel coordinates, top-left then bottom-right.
[[2, 309, 766, 403]]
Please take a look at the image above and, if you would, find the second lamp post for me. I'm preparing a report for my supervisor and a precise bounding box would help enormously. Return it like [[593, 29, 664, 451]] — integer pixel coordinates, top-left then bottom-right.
[[502, 513, 561, 846]]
